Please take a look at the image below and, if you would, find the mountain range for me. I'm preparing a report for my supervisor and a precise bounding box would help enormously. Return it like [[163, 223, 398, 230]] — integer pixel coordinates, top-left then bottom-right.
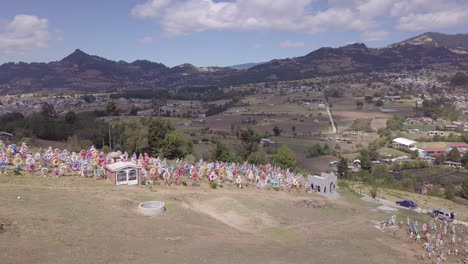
[[391, 32, 468, 54], [1, 32, 467, 94]]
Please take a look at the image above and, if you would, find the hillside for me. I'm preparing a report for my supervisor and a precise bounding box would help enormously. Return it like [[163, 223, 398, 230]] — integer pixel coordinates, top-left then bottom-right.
[[1, 32, 468, 94], [222, 43, 468, 84], [391, 32, 468, 54]]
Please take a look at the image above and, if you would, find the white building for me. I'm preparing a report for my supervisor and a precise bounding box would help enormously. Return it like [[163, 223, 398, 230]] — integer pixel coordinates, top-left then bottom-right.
[[307, 172, 337, 195], [392, 138, 417, 149]]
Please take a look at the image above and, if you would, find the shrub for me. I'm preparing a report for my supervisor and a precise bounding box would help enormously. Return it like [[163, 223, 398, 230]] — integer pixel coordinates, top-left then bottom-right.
[[209, 182, 218, 189]]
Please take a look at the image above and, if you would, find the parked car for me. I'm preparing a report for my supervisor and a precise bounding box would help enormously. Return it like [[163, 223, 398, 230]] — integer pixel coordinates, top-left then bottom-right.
[[427, 209, 455, 222], [396, 200, 418, 208]]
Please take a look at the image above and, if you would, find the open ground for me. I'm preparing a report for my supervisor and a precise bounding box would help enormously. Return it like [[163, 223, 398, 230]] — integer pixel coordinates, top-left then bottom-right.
[[0, 174, 454, 264]]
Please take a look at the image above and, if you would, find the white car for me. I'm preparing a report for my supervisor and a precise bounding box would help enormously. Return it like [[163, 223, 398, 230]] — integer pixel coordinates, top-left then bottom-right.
[[427, 209, 455, 222]]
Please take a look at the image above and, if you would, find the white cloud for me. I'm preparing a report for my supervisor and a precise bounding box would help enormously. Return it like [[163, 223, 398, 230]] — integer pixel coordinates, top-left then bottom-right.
[[280, 41, 305, 48], [131, 0, 468, 36], [137, 36, 154, 44], [361, 30, 389, 42], [131, 0, 382, 36], [397, 10, 468, 31], [0, 14, 50, 54]]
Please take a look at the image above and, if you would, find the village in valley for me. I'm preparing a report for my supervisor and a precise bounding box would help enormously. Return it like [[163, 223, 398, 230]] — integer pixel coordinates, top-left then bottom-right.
[[1, 66, 468, 263], [1, 2, 468, 263]]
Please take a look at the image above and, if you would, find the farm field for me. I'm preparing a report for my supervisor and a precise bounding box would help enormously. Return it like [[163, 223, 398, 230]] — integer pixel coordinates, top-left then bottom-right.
[[0, 174, 452, 264]]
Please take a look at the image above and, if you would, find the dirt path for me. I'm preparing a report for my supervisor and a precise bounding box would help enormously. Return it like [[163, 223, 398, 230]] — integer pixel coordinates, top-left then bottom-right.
[[326, 105, 337, 134]]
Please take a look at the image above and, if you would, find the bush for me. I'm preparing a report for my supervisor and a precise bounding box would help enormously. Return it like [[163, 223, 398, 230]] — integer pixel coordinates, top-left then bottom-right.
[[209, 182, 218, 189]]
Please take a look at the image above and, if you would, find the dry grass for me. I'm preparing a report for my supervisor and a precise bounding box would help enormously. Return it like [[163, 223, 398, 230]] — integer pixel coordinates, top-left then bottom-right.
[[0, 174, 436, 264]]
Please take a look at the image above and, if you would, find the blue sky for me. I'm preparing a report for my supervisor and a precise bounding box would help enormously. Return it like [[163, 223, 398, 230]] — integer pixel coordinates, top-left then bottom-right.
[[0, 0, 467, 67]]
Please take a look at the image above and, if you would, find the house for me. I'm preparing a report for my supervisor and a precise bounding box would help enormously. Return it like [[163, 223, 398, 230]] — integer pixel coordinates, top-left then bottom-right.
[[307, 172, 337, 195], [444, 161, 462, 168], [444, 125, 458, 131], [392, 138, 417, 149], [446, 144, 468, 152], [105, 161, 143, 185], [0, 131, 13, 142], [427, 131, 445, 137], [260, 138, 276, 147], [406, 129, 420, 134], [419, 148, 446, 158]]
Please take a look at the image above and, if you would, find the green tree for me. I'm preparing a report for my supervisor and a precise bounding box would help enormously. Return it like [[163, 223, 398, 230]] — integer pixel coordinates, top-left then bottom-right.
[[273, 126, 281, 136], [462, 151, 468, 169], [211, 142, 234, 162], [355, 100, 364, 109], [434, 154, 446, 165], [447, 147, 461, 162], [64, 111, 77, 124], [451, 71, 468, 86], [162, 131, 188, 159], [273, 145, 297, 169], [444, 183, 455, 200], [106, 101, 117, 149], [307, 144, 323, 158], [123, 121, 148, 153], [337, 158, 348, 179], [372, 165, 393, 185], [359, 155, 372, 171], [460, 176, 468, 199], [239, 127, 262, 159], [41, 103, 57, 119], [148, 118, 173, 156]]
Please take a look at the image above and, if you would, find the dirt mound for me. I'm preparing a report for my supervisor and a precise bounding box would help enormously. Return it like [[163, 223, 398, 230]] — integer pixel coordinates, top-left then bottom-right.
[[293, 199, 330, 208]]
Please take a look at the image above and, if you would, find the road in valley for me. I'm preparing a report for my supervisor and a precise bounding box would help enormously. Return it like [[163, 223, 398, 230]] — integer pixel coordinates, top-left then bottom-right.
[[326, 105, 337, 134]]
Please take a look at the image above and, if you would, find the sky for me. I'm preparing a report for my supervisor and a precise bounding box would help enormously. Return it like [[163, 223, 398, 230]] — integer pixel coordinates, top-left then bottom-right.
[[0, 0, 467, 67]]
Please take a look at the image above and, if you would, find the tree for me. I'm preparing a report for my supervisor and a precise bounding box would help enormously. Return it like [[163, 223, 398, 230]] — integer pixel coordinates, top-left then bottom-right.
[[273, 145, 297, 169], [211, 142, 233, 162], [291, 125, 296, 136], [451, 71, 468, 86], [364, 96, 373, 104], [360, 155, 372, 171], [374, 100, 384, 107], [434, 154, 446, 165], [162, 131, 189, 159], [462, 151, 468, 169], [337, 158, 348, 179], [447, 147, 461, 162], [444, 183, 455, 200], [123, 121, 148, 153], [64, 111, 77, 124], [106, 101, 117, 149], [148, 118, 173, 156], [273, 126, 281, 136], [372, 165, 393, 185], [239, 127, 261, 159], [41, 103, 57, 119], [355, 100, 364, 109], [307, 144, 323, 158], [247, 149, 268, 165], [460, 176, 468, 199], [105, 101, 117, 116]]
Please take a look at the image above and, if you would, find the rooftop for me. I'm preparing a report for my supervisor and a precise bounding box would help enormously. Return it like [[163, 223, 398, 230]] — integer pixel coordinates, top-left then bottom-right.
[[392, 137, 417, 146], [105, 161, 142, 172]]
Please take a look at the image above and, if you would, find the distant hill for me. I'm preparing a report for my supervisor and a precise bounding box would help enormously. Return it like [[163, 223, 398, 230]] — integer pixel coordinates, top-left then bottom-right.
[[390, 32, 468, 54], [1, 32, 468, 94], [222, 42, 468, 84], [227, 62, 264, 70]]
